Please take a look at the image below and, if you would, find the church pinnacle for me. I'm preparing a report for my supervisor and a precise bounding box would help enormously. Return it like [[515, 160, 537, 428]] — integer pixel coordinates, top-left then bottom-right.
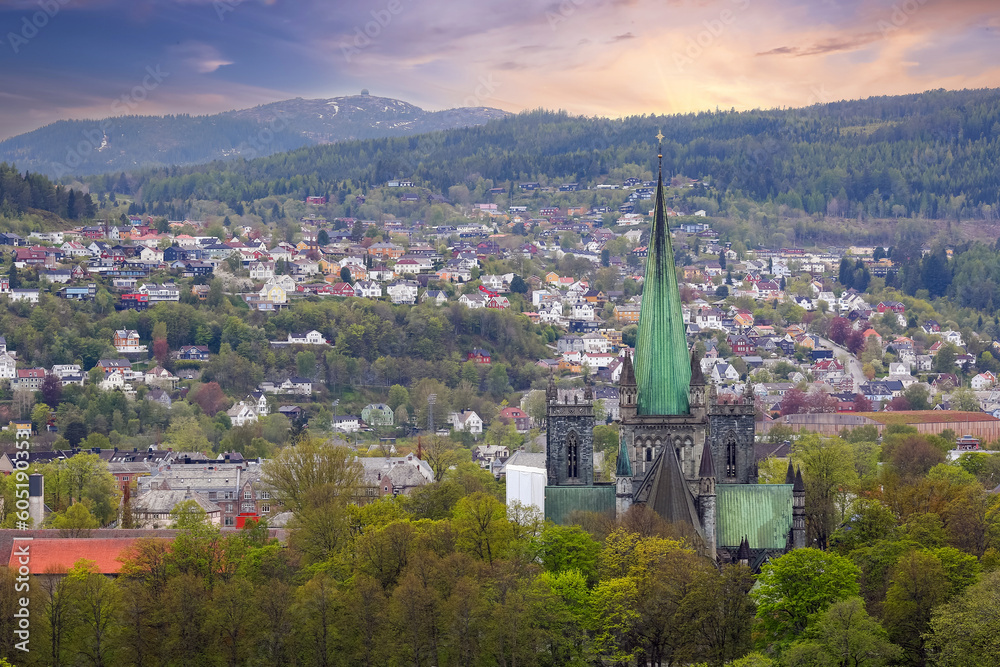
[[633, 131, 691, 415]]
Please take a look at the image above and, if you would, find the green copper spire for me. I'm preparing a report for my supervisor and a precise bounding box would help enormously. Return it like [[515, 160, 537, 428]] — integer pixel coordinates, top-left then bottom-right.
[[634, 136, 691, 415]]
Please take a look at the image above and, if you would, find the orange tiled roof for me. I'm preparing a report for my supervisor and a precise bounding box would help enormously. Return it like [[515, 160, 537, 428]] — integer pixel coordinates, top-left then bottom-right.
[[8, 538, 142, 574]]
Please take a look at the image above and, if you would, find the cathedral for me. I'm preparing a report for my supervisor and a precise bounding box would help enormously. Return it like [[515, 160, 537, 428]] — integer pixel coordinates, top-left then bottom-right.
[[542, 144, 805, 566]]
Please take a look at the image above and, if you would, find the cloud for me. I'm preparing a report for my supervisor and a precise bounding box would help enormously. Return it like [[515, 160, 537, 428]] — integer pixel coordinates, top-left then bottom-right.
[[168, 41, 234, 74], [756, 33, 882, 57]]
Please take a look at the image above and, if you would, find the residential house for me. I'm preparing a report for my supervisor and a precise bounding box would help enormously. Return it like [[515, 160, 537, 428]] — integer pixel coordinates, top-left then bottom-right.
[[178, 345, 210, 361], [497, 407, 530, 432], [361, 403, 394, 427], [12, 368, 46, 392], [287, 330, 328, 345], [449, 409, 483, 434], [468, 348, 491, 364], [353, 280, 382, 299], [114, 330, 147, 354], [227, 401, 259, 427], [387, 281, 419, 304]]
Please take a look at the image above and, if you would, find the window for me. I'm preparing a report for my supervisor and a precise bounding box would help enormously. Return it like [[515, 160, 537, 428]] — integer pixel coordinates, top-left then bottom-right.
[[260, 491, 270, 500], [726, 435, 737, 478], [224, 517, 234, 527], [208, 491, 216, 500], [227, 504, 233, 513], [567, 430, 579, 478], [244, 490, 252, 500], [241, 502, 255, 513], [261, 504, 270, 513]]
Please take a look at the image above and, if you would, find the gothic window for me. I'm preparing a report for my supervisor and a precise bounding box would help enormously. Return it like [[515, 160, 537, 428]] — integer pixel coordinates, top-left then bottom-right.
[[646, 447, 652, 461], [725, 433, 737, 478], [567, 430, 579, 478]]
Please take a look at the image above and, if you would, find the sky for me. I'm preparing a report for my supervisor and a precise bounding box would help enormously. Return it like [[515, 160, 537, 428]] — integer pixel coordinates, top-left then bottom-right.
[[0, 0, 998, 139]]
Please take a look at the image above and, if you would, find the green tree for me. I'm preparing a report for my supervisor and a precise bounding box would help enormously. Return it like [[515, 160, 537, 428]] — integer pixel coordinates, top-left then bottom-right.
[[881, 549, 950, 665], [926, 569, 1000, 667], [171, 499, 209, 529], [49, 502, 99, 534], [784, 597, 900, 667], [751, 548, 861, 646], [793, 435, 859, 548]]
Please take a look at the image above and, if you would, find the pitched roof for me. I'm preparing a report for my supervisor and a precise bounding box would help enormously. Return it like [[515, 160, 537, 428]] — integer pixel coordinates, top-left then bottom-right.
[[641, 445, 701, 532], [8, 538, 141, 574], [715, 485, 794, 549]]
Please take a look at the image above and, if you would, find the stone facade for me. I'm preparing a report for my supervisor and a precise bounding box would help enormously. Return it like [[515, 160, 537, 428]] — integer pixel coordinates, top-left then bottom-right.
[[706, 386, 757, 485], [545, 376, 595, 487]]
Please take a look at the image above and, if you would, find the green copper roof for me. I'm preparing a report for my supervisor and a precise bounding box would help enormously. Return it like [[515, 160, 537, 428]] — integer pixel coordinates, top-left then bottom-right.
[[716, 485, 794, 550], [544, 485, 616, 525], [634, 165, 691, 415], [615, 433, 632, 478]]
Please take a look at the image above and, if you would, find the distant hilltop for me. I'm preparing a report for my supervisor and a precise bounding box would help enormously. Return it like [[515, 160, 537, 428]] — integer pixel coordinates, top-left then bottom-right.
[[0, 93, 510, 178]]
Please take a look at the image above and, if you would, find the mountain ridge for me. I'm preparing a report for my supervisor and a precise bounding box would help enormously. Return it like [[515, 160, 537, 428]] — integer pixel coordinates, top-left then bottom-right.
[[0, 93, 509, 178]]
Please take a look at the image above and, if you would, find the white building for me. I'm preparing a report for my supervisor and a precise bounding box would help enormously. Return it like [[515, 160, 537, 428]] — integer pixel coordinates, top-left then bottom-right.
[[449, 409, 483, 434], [226, 401, 259, 427]]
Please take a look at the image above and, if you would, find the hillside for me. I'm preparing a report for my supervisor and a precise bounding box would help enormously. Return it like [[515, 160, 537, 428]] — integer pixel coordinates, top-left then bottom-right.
[[0, 93, 508, 178], [95, 88, 1000, 227]]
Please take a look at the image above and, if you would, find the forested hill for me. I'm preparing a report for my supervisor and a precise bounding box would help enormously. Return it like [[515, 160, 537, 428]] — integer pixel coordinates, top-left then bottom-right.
[[0, 94, 508, 178], [103, 87, 1000, 222]]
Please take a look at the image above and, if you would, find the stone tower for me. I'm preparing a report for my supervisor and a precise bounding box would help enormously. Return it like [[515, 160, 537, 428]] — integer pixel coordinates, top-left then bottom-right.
[[545, 375, 595, 487], [706, 381, 757, 484], [697, 442, 717, 556], [792, 467, 806, 549]]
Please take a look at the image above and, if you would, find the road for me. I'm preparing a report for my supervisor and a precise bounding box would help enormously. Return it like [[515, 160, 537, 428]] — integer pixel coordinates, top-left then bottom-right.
[[816, 336, 865, 389]]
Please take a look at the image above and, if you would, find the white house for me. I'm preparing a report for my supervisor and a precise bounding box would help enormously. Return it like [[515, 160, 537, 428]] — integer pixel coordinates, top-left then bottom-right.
[[287, 330, 328, 345], [248, 262, 275, 282], [459, 293, 487, 309], [354, 280, 382, 299], [971, 373, 996, 391], [0, 352, 15, 379], [711, 363, 741, 383], [449, 409, 483, 434], [226, 401, 258, 427], [572, 302, 596, 321], [386, 281, 418, 305], [332, 415, 362, 432], [248, 391, 269, 416]]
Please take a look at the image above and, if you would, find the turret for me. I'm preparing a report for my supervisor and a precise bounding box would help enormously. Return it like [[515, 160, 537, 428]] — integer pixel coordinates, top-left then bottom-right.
[[792, 467, 806, 549], [619, 350, 637, 420], [546, 372, 557, 404], [615, 434, 634, 517], [689, 350, 707, 418], [736, 536, 751, 567], [697, 445, 717, 557]]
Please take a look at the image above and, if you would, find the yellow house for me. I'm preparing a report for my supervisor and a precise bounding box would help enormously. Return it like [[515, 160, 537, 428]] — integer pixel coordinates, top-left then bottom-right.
[[260, 283, 287, 304], [545, 272, 560, 285], [318, 258, 339, 275]]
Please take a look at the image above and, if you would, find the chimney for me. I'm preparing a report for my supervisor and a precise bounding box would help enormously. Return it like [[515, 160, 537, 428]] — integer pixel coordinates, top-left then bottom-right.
[[28, 474, 44, 528]]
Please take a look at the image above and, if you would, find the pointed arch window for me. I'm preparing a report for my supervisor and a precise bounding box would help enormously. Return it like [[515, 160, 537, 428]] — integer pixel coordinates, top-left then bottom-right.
[[567, 430, 579, 479], [726, 434, 737, 478]]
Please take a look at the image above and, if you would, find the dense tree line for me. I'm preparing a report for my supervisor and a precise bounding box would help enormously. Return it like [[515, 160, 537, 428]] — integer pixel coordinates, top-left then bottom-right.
[[0, 163, 95, 220], [80, 88, 1000, 224]]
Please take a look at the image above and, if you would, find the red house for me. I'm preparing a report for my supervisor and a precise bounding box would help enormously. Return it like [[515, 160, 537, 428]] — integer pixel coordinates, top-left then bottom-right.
[[329, 282, 356, 297], [498, 406, 531, 432], [877, 301, 905, 314], [468, 348, 491, 364], [306, 196, 327, 205]]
